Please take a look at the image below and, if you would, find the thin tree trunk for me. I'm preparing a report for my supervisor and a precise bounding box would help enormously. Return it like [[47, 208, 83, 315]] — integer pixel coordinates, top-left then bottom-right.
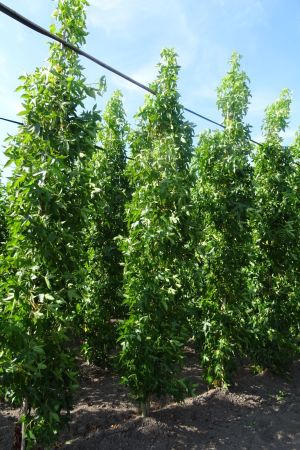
[[140, 399, 150, 417], [20, 398, 28, 450]]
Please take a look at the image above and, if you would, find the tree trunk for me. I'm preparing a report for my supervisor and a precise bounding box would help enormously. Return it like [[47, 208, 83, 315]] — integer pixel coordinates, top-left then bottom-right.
[[139, 399, 150, 417], [21, 398, 28, 450]]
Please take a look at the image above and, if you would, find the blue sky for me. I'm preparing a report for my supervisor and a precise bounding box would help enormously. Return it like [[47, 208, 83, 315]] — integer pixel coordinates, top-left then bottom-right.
[[1, 0, 300, 177]]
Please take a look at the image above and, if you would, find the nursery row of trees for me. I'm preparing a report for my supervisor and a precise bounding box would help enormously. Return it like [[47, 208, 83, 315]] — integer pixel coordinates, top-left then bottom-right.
[[0, 0, 299, 448]]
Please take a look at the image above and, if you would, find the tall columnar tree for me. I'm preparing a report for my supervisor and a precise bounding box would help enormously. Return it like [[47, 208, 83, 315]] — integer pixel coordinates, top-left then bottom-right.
[[250, 89, 299, 371], [0, 172, 7, 310], [0, 0, 101, 447], [119, 49, 194, 416], [0, 172, 7, 251], [82, 90, 129, 365], [192, 53, 253, 386], [290, 132, 300, 342]]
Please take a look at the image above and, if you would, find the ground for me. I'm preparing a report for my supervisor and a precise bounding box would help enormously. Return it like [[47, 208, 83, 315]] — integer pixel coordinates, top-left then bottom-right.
[[1, 350, 300, 449]]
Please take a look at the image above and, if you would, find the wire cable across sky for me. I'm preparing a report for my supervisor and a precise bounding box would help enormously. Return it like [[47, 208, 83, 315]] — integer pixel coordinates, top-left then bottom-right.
[[0, 1, 262, 146], [0, 117, 23, 126]]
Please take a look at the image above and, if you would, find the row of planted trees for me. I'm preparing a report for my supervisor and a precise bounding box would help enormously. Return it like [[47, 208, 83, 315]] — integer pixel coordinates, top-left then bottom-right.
[[0, 0, 299, 448]]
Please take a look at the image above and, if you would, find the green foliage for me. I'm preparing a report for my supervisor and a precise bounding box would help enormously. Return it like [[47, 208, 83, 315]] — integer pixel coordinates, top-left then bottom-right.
[[82, 90, 129, 365], [0, 0, 101, 447], [1, 321, 77, 447], [217, 52, 251, 125], [290, 132, 300, 344], [262, 89, 291, 140], [118, 49, 195, 410], [51, 0, 89, 46], [192, 53, 253, 386], [0, 173, 7, 250], [249, 89, 299, 371], [0, 8, 299, 441]]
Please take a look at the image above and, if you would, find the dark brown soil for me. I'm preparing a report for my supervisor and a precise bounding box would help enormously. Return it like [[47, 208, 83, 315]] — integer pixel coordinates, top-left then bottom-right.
[[1, 350, 300, 449]]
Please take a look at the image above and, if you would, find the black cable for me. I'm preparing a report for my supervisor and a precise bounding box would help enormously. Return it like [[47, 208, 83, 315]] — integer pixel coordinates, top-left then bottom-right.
[[0, 2, 155, 95], [0, 121, 134, 160], [184, 108, 225, 129], [0, 1, 262, 147], [0, 116, 23, 125]]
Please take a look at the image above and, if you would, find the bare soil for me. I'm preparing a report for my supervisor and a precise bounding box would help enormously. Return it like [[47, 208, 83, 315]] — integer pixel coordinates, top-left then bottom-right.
[[1, 350, 300, 449]]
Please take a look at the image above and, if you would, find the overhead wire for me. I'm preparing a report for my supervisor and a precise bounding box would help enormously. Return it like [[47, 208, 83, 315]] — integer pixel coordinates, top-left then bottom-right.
[[0, 2, 155, 94], [0, 120, 134, 160], [0, 1, 262, 147], [0, 117, 23, 126]]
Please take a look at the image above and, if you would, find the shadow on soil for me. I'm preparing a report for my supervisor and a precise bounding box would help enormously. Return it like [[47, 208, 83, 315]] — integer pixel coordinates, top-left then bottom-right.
[[1, 355, 299, 450], [57, 357, 300, 450]]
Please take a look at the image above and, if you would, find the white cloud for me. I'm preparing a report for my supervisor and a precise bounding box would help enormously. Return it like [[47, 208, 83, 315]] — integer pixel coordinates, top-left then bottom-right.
[[248, 88, 292, 121], [103, 59, 158, 96], [133, 62, 158, 84], [283, 128, 297, 141], [193, 85, 217, 102], [248, 91, 274, 116], [88, 0, 200, 64], [87, 0, 202, 93], [212, 0, 265, 28], [174, 12, 200, 69], [88, 0, 146, 35], [20, 0, 50, 15]]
